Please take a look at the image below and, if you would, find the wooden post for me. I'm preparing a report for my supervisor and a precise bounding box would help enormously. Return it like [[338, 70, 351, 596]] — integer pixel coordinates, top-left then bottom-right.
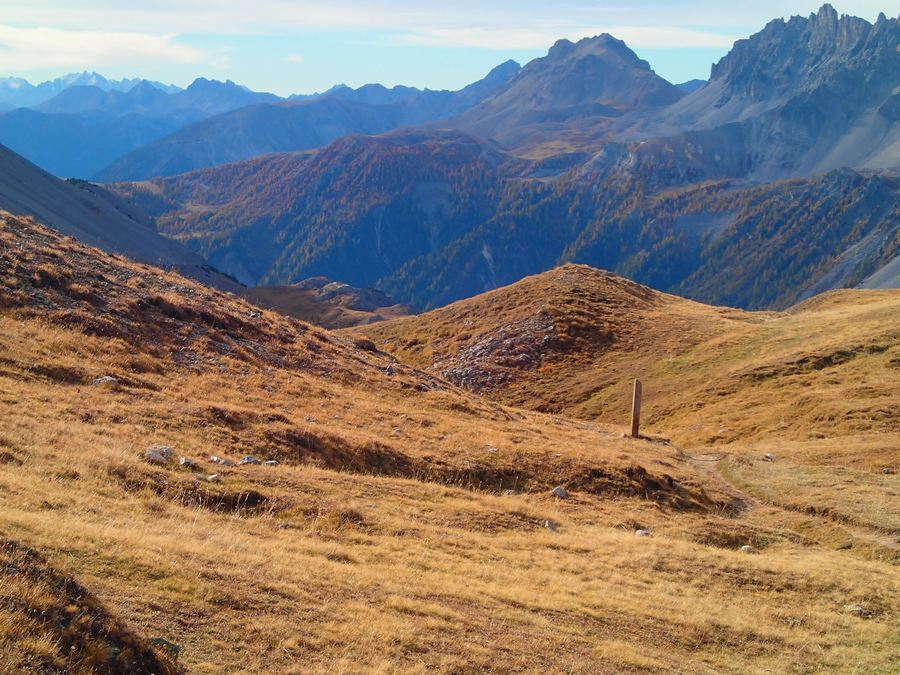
[[630, 379, 642, 438]]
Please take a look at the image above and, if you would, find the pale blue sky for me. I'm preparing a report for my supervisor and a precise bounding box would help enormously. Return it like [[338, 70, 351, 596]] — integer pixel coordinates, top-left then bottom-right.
[[0, 1, 892, 95]]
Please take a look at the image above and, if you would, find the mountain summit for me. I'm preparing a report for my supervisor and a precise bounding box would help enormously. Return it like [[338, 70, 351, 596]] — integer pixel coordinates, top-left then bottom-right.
[[454, 34, 683, 149], [710, 4, 899, 109]]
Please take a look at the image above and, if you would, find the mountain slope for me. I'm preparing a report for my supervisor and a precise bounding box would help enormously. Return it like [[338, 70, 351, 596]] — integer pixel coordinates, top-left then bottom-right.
[[0, 144, 236, 289], [110, 122, 899, 310], [1, 213, 896, 671], [95, 62, 521, 181], [0, 108, 179, 178], [241, 277, 413, 329], [452, 34, 683, 154], [359, 264, 900, 451], [615, 5, 900, 179], [109, 130, 521, 287]]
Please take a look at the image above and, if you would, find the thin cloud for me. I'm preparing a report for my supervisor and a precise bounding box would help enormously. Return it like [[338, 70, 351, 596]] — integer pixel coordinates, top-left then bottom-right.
[[396, 25, 737, 50], [0, 25, 205, 71], [288, 54, 304, 63], [0, 1, 888, 36]]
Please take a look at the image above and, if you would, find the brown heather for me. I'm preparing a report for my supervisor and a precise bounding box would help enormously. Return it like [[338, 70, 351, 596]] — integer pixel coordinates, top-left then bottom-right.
[[0, 211, 897, 673]]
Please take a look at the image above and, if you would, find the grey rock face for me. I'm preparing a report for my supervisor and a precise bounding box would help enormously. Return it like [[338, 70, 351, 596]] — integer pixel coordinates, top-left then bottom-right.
[[91, 375, 118, 386], [145, 446, 174, 465]]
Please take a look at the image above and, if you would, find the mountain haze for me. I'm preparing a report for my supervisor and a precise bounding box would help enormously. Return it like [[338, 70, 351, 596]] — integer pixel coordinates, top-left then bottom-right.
[[0, 78, 280, 177], [95, 62, 522, 181]]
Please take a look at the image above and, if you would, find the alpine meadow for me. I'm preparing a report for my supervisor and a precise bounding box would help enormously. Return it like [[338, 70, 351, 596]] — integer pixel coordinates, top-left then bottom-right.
[[0, 2, 897, 673]]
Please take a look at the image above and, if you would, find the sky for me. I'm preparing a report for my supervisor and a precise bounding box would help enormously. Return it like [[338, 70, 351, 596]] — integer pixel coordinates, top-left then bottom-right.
[[0, 1, 893, 95]]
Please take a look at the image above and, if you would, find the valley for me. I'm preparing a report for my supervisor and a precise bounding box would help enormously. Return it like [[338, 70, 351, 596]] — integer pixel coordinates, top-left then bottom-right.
[[0, 212, 897, 672], [0, 3, 898, 673]]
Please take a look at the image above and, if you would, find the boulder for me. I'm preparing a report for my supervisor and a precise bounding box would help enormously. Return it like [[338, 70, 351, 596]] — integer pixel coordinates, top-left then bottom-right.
[[264, 460, 278, 466], [763, 453, 776, 462], [544, 519, 557, 532], [179, 457, 198, 468], [145, 446, 174, 465], [91, 375, 118, 386], [550, 486, 569, 499], [239, 455, 261, 465], [740, 545, 760, 554], [635, 529, 652, 537], [210, 455, 234, 466]]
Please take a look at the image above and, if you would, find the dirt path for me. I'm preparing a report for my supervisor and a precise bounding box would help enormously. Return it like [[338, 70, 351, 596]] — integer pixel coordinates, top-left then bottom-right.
[[682, 450, 900, 555]]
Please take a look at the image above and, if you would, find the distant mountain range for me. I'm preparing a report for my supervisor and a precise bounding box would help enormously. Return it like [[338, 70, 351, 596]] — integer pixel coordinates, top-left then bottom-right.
[[0, 63, 522, 180], [0, 76, 280, 177], [94, 61, 522, 181], [0, 71, 181, 110], [2, 4, 898, 315], [104, 4, 899, 312]]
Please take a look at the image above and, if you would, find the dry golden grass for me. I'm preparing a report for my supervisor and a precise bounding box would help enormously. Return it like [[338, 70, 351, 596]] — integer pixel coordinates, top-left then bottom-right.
[[0, 538, 181, 673], [0, 213, 898, 672], [360, 265, 900, 552], [242, 285, 411, 329]]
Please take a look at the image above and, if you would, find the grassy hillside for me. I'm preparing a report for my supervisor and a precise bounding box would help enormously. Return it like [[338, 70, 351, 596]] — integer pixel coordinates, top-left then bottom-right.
[[359, 264, 900, 536], [241, 281, 412, 329], [1, 214, 897, 672]]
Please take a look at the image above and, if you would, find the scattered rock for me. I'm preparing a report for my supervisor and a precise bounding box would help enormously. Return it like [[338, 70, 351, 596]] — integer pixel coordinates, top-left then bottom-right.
[[264, 460, 278, 466], [238, 455, 261, 465], [883, 467, 895, 475], [544, 519, 557, 532], [201, 474, 222, 483], [179, 457, 198, 468], [844, 603, 873, 619], [91, 375, 118, 386], [504, 489, 519, 496], [486, 446, 498, 454], [144, 446, 173, 465], [763, 453, 777, 462], [210, 455, 234, 466], [635, 529, 652, 537], [550, 486, 569, 499], [740, 545, 760, 554]]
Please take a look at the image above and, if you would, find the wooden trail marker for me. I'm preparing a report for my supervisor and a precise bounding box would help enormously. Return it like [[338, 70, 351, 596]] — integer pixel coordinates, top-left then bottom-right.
[[630, 379, 642, 438]]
